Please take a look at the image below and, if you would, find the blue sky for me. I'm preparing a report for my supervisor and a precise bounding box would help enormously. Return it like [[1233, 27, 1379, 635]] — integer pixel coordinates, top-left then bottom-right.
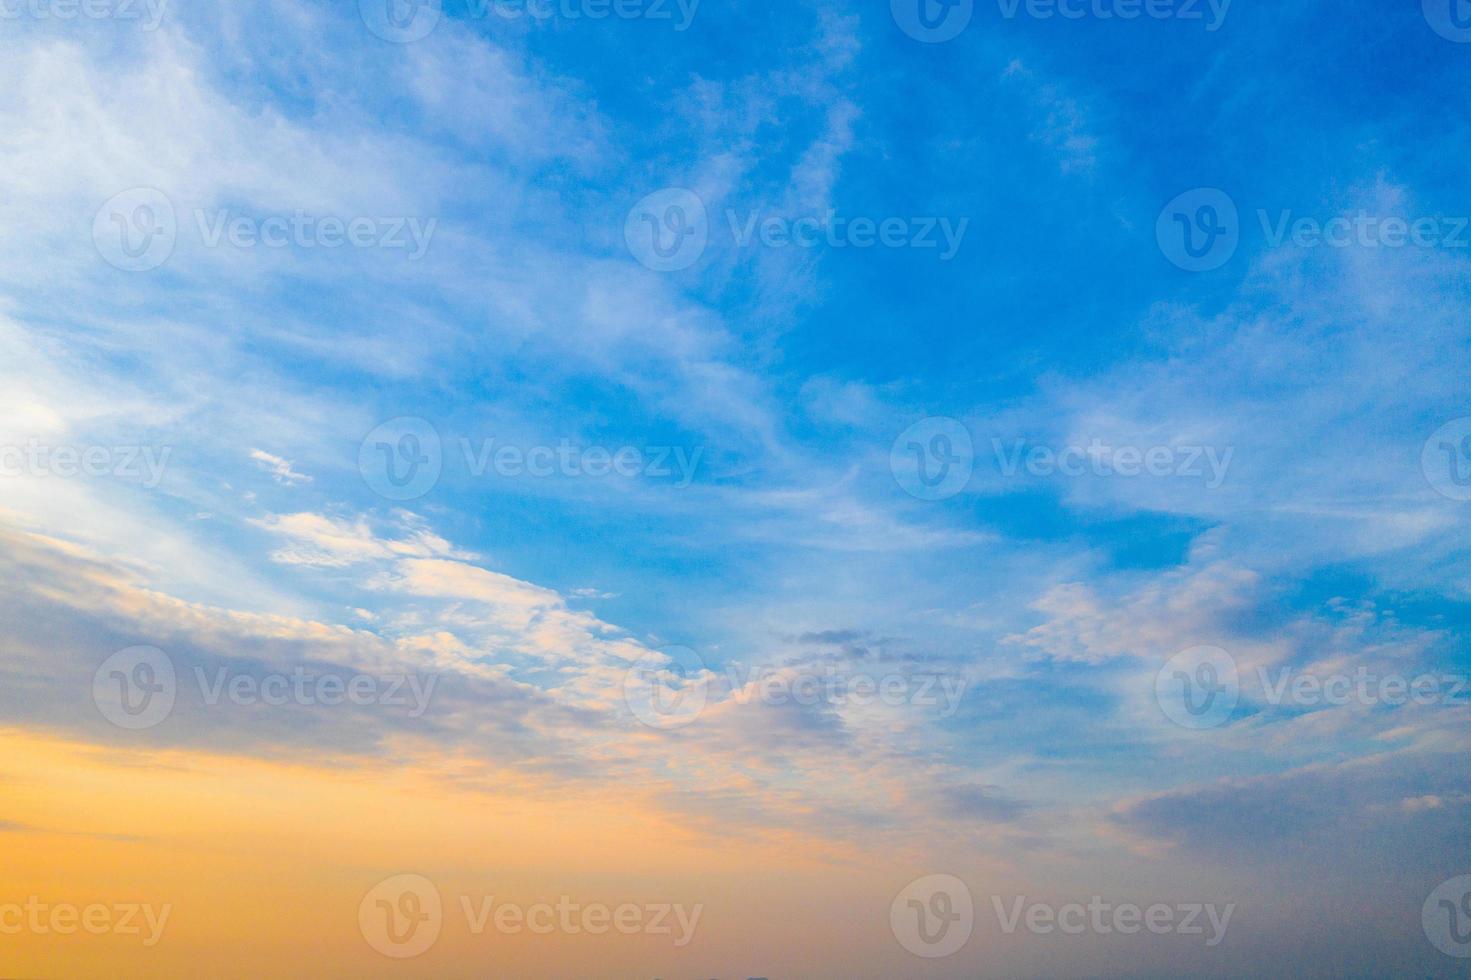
[[1, 0, 1470, 976]]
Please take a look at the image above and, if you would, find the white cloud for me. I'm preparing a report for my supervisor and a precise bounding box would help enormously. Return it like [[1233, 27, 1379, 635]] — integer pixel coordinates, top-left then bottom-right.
[[249, 449, 311, 486]]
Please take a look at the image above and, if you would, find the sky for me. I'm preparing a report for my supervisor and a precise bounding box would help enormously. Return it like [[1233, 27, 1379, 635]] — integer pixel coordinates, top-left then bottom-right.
[[0, 0, 1469, 976]]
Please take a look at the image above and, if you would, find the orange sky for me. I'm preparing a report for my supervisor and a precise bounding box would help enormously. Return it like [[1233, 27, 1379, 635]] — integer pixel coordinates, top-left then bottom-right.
[[0, 727, 942, 979]]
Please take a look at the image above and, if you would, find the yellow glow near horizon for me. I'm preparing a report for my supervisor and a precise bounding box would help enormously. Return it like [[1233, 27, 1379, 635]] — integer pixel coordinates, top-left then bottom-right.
[[0, 728, 915, 979]]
